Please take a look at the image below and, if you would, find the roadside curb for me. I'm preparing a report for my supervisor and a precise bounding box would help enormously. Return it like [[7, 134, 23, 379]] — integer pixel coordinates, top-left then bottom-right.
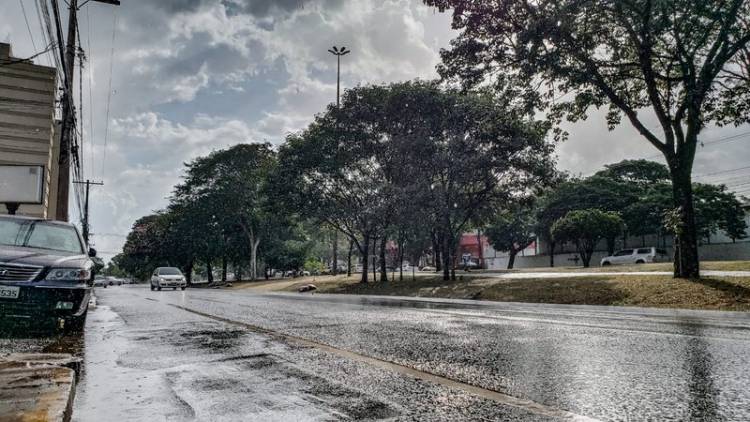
[[0, 353, 81, 422]]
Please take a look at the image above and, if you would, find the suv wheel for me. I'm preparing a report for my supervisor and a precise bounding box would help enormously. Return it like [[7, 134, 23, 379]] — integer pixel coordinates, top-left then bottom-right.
[[181, 286, 186, 291], [64, 311, 87, 333], [635, 260, 645, 264], [602, 261, 611, 266]]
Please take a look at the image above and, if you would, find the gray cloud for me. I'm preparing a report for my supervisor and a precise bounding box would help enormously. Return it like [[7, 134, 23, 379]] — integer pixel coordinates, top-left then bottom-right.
[[2, 0, 747, 262]]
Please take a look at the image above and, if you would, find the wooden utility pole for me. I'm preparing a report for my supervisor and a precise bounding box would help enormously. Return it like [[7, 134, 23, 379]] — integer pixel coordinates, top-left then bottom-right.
[[54, 0, 119, 222], [73, 179, 103, 245]]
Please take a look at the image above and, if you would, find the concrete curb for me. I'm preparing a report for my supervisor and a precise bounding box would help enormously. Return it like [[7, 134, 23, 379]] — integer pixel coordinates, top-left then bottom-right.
[[0, 354, 80, 422]]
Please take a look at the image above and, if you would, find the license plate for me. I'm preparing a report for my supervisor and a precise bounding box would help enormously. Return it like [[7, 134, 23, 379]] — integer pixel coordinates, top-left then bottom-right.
[[0, 286, 20, 299]]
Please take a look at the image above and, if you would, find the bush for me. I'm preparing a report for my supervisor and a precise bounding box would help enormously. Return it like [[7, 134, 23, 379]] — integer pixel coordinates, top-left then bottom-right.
[[551, 209, 624, 267]]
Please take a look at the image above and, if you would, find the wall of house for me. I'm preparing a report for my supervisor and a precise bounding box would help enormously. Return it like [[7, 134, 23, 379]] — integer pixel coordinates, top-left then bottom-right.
[[0, 43, 58, 218]]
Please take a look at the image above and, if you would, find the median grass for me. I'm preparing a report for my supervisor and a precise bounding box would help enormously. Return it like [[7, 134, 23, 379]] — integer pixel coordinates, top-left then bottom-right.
[[480, 260, 750, 273], [235, 272, 750, 311]]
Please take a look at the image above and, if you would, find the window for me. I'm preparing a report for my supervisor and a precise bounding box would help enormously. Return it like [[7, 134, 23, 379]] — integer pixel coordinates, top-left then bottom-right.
[[636, 248, 652, 254], [158, 267, 182, 275], [0, 219, 83, 254], [614, 249, 634, 256]]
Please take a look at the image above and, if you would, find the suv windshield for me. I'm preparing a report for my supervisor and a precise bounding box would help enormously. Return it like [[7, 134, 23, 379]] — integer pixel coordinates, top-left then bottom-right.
[[0, 219, 83, 254], [158, 268, 182, 275]]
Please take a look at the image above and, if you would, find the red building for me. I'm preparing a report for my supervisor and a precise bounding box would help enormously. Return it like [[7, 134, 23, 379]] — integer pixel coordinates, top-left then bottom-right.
[[457, 233, 489, 268]]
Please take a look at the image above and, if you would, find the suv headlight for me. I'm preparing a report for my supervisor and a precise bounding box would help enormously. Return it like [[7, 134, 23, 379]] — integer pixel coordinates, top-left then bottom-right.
[[45, 268, 91, 281]]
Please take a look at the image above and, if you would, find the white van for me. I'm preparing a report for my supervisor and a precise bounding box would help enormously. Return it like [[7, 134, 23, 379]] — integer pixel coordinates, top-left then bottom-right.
[[600, 247, 669, 266]]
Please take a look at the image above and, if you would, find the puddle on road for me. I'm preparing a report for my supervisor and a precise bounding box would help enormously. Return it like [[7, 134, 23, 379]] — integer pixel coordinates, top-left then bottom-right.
[[74, 304, 400, 421], [165, 352, 399, 421]]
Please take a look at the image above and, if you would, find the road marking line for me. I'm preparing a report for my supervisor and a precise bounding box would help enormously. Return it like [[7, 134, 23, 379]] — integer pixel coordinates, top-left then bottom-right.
[[167, 303, 600, 422]]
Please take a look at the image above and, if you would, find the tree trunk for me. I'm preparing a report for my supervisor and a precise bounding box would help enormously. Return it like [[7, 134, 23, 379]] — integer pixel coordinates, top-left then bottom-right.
[[577, 243, 592, 268], [360, 234, 370, 284], [433, 232, 442, 271], [476, 229, 483, 269], [507, 250, 517, 270], [441, 234, 451, 281], [379, 237, 387, 282], [549, 240, 556, 267], [184, 260, 194, 286], [206, 261, 214, 283], [398, 240, 405, 282], [372, 236, 378, 282], [671, 170, 701, 278], [332, 230, 339, 275], [221, 257, 227, 282], [347, 239, 353, 277], [606, 237, 615, 256], [250, 239, 260, 281]]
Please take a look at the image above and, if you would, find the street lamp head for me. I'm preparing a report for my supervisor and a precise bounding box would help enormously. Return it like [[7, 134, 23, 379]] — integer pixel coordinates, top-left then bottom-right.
[[329, 46, 351, 56]]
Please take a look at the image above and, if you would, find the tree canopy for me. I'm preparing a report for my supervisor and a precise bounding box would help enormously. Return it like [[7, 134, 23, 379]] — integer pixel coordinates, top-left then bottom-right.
[[278, 80, 554, 281], [551, 209, 625, 267], [425, 0, 750, 277]]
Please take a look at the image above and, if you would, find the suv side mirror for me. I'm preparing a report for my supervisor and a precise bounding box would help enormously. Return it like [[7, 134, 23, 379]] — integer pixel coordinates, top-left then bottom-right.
[[88, 248, 97, 258]]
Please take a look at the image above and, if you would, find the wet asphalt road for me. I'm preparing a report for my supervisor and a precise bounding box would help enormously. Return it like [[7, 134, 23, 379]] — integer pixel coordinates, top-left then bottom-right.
[[5, 285, 750, 421]]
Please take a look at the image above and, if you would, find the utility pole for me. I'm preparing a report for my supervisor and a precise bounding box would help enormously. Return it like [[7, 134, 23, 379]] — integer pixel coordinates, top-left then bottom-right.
[[327, 45, 350, 275], [54, 0, 120, 222], [73, 179, 103, 245]]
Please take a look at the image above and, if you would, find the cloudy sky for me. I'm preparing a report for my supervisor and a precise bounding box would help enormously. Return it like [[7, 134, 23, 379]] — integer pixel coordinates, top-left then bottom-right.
[[2, 0, 749, 260]]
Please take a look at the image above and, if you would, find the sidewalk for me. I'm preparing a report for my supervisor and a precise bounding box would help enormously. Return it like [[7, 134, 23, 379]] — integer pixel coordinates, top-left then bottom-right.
[[464, 270, 750, 279], [0, 354, 81, 422]]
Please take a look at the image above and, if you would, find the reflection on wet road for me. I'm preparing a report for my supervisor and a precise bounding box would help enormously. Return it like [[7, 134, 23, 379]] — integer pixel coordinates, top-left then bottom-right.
[[5, 285, 750, 421]]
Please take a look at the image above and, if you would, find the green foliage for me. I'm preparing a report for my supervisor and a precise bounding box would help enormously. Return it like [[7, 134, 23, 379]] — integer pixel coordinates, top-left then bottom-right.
[[101, 255, 128, 278], [303, 258, 326, 275], [485, 208, 536, 269], [426, 0, 750, 277], [120, 214, 172, 280], [537, 159, 748, 247], [693, 183, 749, 242], [551, 209, 625, 267], [595, 160, 671, 187], [277, 80, 554, 282]]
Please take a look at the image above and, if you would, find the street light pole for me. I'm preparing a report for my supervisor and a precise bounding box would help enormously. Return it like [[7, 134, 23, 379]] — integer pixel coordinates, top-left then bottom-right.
[[327, 46, 350, 276]]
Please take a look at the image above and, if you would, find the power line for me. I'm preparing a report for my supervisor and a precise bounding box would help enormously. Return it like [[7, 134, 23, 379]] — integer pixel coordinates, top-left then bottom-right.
[[32, 0, 54, 67], [101, 10, 117, 179], [694, 165, 750, 178], [85, 4, 95, 178], [0, 43, 55, 66], [19, 0, 39, 53]]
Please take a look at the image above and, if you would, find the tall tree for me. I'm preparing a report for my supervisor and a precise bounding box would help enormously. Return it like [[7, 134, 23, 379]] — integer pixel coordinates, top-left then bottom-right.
[[551, 209, 625, 267], [172, 144, 277, 280], [485, 207, 537, 269], [426, 0, 750, 278]]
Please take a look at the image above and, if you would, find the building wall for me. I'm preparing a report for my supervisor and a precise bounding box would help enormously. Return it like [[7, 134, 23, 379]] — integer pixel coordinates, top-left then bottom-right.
[[0, 43, 58, 218], [480, 206, 750, 269]]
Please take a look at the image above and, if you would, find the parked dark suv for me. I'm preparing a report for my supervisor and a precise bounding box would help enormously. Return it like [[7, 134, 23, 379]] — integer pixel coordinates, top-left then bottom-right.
[[0, 215, 96, 332]]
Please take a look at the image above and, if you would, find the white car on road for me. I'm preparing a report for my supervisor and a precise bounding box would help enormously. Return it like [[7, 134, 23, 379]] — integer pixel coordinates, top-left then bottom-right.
[[150, 267, 187, 291], [601, 247, 668, 266]]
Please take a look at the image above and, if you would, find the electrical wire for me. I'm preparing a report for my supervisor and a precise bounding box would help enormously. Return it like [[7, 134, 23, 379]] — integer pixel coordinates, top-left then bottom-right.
[[19, 0, 39, 54], [85, 4, 95, 178], [101, 10, 117, 179], [0, 43, 56, 66]]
